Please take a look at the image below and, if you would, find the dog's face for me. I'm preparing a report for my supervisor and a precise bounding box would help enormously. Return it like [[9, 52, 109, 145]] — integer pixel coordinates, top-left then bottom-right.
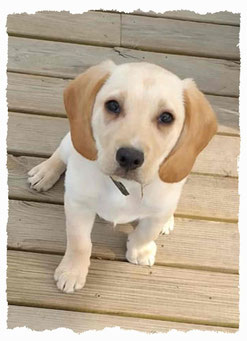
[[92, 63, 185, 184], [64, 60, 217, 184]]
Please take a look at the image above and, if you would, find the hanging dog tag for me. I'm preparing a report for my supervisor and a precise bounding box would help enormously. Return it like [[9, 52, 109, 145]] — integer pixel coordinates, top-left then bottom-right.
[[110, 176, 130, 196]]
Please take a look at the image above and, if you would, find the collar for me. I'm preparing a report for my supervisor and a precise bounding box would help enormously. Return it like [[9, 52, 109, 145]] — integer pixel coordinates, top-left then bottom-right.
[[110, 176, 130, 196]]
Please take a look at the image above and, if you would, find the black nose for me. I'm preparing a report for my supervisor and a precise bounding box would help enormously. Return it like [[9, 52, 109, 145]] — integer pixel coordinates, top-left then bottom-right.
[[116, 147, 144, 170]]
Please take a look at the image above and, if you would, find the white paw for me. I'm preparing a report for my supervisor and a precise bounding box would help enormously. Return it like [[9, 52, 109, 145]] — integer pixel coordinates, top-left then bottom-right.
[[126, 240, 157, 266], [160, 215, 174, 235], [54, 255, 88, 293], [27, 160, 61, 192]]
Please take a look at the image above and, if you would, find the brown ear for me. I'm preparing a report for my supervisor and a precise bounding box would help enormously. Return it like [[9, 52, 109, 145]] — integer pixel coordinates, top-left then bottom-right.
[[64, 60, 115, 160], [159, 79, 218, 183]]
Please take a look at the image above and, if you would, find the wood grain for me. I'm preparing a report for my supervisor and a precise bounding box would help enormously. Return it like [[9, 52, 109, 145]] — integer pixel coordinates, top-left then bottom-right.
[[7, 200, 239, 272], [7, 155, 239, 221], [121, 14, 240, 60], [7, 250, 239, 327], [7, 11, 120, 46], [7, 71, 239, 135], [7, 112, 239, 177], [8, 37, 240, 96], [8, 305, 238, 333], [131, 10, 240, 26]]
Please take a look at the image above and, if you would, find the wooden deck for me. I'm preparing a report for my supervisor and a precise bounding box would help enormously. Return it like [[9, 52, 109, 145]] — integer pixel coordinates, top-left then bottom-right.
[[7, 10, 240, 333]]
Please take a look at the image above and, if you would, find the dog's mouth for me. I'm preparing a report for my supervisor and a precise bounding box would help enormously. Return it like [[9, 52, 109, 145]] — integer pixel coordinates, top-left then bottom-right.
[[112, 166, 141, 183]]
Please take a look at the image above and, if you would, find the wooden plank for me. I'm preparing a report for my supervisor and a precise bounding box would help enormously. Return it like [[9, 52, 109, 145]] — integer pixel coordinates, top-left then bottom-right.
[[7, 112, 69, 157], [7, 11, 121, 46], [7, 37, 116, 79], [193, 135, 239, 177], [121, 15, 240, 60], [7, 155, 239, 221], [7, 251, 239, 327], [178, 174, 238, 221], [7, 37, 240, 96], [7, 200, 239, 272], [7, 112, 239, 177], [131, 10, 240, 26], [7, 73, 67, 116], [7, 72, 239, 135], [8, 305, 238, 333]]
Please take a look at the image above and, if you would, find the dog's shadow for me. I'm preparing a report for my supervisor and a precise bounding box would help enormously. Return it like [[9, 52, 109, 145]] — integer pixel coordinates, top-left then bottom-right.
[[91, 218, 137, 261]]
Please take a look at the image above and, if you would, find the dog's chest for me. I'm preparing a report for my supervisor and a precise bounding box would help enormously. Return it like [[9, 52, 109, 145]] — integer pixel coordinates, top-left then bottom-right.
[[95, 180, 166, 224], [66, 157, 184, 224]]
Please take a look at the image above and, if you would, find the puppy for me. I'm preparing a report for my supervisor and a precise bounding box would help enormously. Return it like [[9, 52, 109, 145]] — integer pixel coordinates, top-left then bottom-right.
[[28, 60, 217, 293]]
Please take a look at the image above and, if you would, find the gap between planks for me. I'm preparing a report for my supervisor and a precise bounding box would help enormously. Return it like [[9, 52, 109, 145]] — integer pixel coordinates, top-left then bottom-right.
[[7, 32, 120, 50]]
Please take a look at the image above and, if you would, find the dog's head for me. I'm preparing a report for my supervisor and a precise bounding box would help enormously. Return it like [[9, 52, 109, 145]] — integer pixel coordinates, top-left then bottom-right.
[[64, 60, 217, 184]]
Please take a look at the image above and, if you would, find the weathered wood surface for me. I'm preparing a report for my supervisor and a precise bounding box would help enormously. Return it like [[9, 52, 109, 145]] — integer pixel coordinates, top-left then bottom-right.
[[8, 200, 239, 273], [131, 10, 240, 26], [8, 305, 238, 333], [7, 155, 239, 222], [7, 112, 239, 177], [7, 112, 69, 157], [8, 37, 240, 96], [7, 11, 120, 46], [7, 251, 239, 327], [7, 73, 68, 116], [121, 15, 240, 60], [7, 12, 240, 60], [194, 135, 239, 177], [7, 71, 239, 135]]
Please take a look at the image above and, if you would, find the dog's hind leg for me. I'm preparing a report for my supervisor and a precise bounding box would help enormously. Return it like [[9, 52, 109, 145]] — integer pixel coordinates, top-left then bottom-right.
[[27, 133, 71, 192]]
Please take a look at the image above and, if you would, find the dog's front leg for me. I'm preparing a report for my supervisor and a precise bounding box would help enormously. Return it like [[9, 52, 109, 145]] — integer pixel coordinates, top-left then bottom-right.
[[54, 199, 95, 293], [126, 214, 174, 266]]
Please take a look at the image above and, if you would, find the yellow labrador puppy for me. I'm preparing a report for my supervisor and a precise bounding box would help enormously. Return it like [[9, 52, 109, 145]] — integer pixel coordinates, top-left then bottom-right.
[[28, 60, 217, 293]]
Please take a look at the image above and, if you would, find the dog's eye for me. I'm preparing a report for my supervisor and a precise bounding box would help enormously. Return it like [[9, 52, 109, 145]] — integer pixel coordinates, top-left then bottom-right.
[[105, 100, 121, 114], [158, 112, 174, 124]]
